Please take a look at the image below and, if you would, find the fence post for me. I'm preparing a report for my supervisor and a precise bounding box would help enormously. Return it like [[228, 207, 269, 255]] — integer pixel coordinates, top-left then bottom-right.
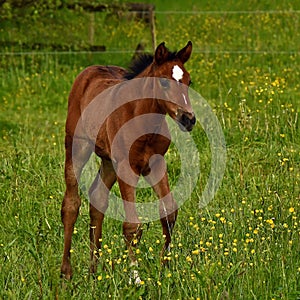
[[89, 12, 95, 46], [149, 5, 156, 51]]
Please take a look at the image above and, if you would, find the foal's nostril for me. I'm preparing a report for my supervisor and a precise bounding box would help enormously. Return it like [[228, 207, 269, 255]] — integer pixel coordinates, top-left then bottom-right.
[[181, 114, 188, 124], [182, 114, 196, 125], [191, 116, 196, 125], [179, 114, 196, 130]]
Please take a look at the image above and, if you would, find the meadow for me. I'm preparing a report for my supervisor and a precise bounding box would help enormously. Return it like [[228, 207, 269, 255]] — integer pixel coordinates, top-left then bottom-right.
[[0, 0, 300, 299]]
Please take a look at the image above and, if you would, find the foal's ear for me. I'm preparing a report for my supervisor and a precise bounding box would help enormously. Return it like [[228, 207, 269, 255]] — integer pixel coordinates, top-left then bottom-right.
[[154, 42, 169, 65], [177, 41, 192, 64]]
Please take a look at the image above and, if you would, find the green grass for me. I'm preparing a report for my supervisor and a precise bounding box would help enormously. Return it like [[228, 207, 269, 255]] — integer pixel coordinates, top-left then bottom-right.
[[1, 1, 300, 299]]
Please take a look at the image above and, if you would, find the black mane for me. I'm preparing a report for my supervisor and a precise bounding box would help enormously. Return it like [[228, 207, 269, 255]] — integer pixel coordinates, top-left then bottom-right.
[[124, 48, 178, 80], [124, 53, 154, 80]]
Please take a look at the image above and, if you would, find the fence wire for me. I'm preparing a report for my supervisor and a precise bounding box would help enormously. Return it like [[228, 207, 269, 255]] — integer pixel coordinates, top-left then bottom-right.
[[1, 10, 299, 56]]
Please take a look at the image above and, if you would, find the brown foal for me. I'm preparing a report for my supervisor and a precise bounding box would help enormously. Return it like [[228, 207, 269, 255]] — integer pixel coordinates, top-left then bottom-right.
[[60, 41, 196, 279]]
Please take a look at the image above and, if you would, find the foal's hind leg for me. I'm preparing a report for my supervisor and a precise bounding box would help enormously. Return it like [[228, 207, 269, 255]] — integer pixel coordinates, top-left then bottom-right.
[[89, 159, 116, 274], [61, 136, 92, 279]]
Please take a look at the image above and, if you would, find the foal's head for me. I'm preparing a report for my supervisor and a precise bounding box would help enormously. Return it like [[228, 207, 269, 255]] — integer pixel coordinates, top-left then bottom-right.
[[125, 41, 196, 132]]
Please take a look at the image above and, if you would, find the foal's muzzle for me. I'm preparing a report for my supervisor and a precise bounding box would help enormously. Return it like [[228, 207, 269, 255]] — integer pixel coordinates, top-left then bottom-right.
[[177, 110, 196, 132]]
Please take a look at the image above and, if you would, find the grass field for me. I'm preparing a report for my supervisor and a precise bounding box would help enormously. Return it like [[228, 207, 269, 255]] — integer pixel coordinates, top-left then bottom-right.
[[1, 0, 300, 299]]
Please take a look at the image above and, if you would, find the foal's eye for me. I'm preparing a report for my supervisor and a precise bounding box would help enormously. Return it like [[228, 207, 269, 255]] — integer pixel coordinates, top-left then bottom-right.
[[159, 78, 170, 89]]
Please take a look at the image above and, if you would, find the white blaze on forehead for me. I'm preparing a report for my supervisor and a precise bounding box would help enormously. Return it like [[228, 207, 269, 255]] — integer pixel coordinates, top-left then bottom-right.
[[172, 65, 184, 81], [182, 93, 187, 105]]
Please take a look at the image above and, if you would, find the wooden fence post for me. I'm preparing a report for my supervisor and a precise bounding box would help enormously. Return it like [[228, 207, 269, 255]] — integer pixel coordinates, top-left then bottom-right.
[[149, 5, 156, 51], [89, 12, 95, 46]]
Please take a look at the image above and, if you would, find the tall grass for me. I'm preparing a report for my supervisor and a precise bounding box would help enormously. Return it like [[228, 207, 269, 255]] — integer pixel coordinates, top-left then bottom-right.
[[0, 1, 299, 299]]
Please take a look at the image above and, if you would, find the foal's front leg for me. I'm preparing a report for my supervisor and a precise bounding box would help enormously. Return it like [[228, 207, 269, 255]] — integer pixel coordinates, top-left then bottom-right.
[[144, 156, 178, 260], [158, 190, 178, 257], [117, 176, 143, 262], [117, 174, 143, 285], [115, 159, 143, 283]]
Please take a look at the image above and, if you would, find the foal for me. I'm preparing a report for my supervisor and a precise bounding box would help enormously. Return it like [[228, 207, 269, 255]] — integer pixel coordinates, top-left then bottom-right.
[[61, 41, 196, 279]]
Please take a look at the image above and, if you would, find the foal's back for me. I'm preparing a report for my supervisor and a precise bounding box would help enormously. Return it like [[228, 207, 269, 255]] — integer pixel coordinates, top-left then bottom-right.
[[66, 65, 126, 136]]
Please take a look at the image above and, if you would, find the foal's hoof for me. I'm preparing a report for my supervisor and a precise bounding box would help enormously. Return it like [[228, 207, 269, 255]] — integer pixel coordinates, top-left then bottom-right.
[[129, 269, 142, 285], [160, 255, 172, 268], [89, 264, 97, 276], [60, 265, 72, 280], [60, 272, 72, 280], [90, 265, 96, 273]]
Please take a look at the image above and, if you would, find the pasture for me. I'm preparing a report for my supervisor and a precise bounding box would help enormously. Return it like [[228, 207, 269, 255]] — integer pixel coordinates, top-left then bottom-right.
[[0, 0, 299, 299]]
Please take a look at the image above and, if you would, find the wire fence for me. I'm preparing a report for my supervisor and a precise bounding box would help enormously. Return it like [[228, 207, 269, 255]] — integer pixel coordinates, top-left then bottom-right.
[[1, 10, 300, 56], [2, 50, 299, 56], [155, 10, 300, 14]]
